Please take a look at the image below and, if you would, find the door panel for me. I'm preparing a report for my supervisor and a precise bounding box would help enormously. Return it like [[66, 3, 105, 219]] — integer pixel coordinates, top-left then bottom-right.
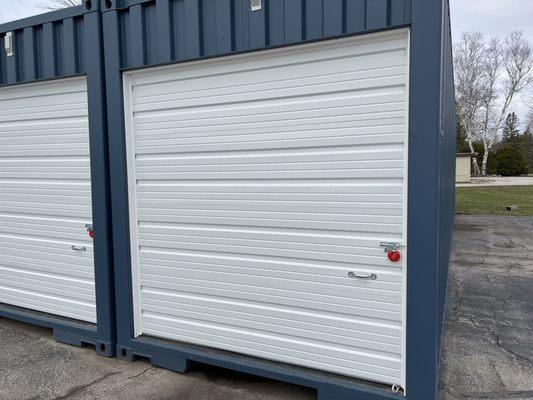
[[0, 78, 96, 323], [125, 31, 409, 385]]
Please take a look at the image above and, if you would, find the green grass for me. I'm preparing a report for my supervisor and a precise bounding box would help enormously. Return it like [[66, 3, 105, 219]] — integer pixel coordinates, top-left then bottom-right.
[[456, 186, 533, 216]]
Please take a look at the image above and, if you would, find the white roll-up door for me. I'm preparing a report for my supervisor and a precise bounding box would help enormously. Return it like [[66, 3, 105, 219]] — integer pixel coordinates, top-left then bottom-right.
[[124, 30, 409, 386], [0, 77, 96, 323]]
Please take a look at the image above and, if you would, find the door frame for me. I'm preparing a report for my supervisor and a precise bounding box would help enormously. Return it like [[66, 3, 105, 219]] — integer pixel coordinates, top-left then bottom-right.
[[122, 30, 411, 388]]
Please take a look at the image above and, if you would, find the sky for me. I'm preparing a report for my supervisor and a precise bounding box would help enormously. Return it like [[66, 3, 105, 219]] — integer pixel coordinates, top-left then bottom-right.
[[0, 0, 532, 125], [450, 0, 533, 128], [0, 1, 46, 24]]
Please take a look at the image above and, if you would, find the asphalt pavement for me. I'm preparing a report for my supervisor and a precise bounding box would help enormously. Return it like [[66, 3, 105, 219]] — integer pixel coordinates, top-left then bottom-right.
[[1, 215, 532, 400]]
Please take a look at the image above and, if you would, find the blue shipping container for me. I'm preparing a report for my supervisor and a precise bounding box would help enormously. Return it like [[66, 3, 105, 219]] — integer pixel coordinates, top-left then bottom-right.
[[102, 0, 455, 399]]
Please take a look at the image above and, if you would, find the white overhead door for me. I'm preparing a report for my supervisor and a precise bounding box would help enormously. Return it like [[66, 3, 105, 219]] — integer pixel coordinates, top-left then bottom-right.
[[0, 77, 96, 323], [125, 30, 409, 386]]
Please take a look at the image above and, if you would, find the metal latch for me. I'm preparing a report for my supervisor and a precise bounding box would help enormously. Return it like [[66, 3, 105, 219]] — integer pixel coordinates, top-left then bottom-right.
[[380, 241, 400, 253], [4, 32, 13, 57], [85, 224, 94, 238]]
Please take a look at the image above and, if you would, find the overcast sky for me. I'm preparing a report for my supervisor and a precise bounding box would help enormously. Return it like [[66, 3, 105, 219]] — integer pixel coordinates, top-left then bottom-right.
[[3, 0, 533, 42], [0, 1, 46, 24], [1, 0, 532, 124]]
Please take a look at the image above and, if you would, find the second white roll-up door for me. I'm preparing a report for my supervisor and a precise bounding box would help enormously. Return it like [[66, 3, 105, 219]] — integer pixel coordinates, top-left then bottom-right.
[[0, 77, 96, 323], [124, 30, 409, 386]]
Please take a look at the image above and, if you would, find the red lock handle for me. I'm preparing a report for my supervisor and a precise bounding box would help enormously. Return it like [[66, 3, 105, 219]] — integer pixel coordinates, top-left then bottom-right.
[[388, 250, 401, 262]]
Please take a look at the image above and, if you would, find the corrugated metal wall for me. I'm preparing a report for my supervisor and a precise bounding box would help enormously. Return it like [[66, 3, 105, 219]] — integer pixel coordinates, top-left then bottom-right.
[[104, 0, 410, 69], [0, 6, 93, 85], [404, 1, 455, 397], [437, 0, 456, 346]]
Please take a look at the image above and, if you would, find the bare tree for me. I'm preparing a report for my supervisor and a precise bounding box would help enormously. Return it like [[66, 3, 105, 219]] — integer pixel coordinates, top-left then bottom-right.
[[454, 31, 533, 176], [454, 32, 485, 176], [40, 0, 82, 11]]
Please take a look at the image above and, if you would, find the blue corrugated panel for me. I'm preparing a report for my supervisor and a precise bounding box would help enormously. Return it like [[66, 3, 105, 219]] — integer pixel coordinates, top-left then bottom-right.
[[405, 1, 455, 399], [0, 8, 88, 85], [437, 1, 456, 348], [107, 0, 411, 69]]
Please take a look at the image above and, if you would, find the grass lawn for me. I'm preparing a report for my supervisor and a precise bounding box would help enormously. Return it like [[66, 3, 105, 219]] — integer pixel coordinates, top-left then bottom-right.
[[456, 186, 533, 216]]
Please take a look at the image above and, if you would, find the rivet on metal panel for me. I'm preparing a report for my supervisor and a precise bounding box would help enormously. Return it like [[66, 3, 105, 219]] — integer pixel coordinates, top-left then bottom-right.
[[250, 0, 262, 11], [4, 32, 14, 57]]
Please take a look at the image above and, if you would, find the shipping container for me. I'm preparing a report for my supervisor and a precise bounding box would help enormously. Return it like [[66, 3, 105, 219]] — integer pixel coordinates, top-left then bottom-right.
[[103, 0, 456, 398], [0, 2, 115, 356], [2, 0, 456, 398], [103, 0, 455, 398]]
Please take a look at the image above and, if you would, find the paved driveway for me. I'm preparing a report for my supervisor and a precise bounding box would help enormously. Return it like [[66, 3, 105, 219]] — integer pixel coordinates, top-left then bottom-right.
[[1, 215, 532, 400], [438, 215, 533, 399], [457, 176, 533, 187]]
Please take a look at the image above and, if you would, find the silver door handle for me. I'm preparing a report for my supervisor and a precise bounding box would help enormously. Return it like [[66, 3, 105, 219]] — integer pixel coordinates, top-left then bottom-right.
[[348, 272, 377, 280], [71, 245, 87, 252]]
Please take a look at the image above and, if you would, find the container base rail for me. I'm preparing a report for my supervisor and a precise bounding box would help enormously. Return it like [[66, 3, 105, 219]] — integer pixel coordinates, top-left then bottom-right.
[[115, 337, 402, 400]]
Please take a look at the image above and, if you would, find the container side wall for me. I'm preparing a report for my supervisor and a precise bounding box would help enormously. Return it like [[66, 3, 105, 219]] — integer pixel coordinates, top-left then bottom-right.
[[406, 0, 455, 398], [437, 0, 456, 349], [108, 0, 410, 70], [405, 0, 444, 398]]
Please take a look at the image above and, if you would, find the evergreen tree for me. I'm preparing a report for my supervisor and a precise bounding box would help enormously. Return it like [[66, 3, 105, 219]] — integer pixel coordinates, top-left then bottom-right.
[[518, 125, 533, 173], [523, 126, 533, 141], [502, 112, 521, 143], [456, 118, 470, 152], [496, 147, 529, 176]]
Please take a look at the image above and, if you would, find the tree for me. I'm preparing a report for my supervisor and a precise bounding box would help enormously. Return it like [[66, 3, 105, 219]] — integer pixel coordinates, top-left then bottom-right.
[[472, 141, 497, 175], [517, 125, 533, 173], [502, 112, 521, 143], [456, 117, 471, 152], [523, 125, 533, 140], [40, 0, 82, 11], [454, 31, 533, 176], [495, 147, 529, 176], [454, 32, 486, 176]]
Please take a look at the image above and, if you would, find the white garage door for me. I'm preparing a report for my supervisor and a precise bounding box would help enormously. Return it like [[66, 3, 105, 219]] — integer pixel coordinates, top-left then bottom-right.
[[0, 77, 96, 323], [125, 30, 409, 386]]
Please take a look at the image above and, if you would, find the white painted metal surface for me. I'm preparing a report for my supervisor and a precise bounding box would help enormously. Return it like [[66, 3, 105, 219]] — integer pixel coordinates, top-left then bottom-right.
[[0, 77, 96, 323], [125, 30, 409, 385]]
